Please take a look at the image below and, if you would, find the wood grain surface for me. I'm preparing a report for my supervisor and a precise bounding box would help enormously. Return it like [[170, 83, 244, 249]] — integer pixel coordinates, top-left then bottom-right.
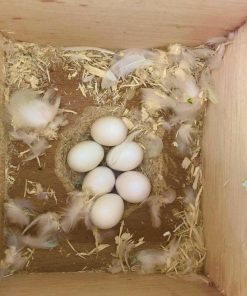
[[0, 38, 6, 255], [0, 0, 246, 48], [0, 272, 222, 296], [203, 22, 247, 296]]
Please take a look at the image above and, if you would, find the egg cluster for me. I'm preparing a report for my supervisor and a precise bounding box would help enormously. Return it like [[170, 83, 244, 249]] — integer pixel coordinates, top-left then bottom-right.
[[67, 116, 151, 230]]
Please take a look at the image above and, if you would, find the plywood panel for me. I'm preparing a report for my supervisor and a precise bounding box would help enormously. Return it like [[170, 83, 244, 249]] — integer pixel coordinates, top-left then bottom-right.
[[0, 0, 246, 48], [203, 22, 247, 296], [0, 273, 221, 296], [0, 38, 6, 255]]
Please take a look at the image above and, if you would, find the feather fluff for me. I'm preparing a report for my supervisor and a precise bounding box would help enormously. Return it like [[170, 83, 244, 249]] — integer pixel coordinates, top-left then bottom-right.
[[148, 195, 165, 228], [135, 239, 179, 273], [135, 249, 167, 273], [4, 199, 31, 227], [176, 123, 196, 156], [141, 88, 176, 112], [143, 133, 163, 158], [191, 47, 214, 59], [9, 130, 38, 145], [207, 44, 225, 70], [206, 36, 229, 46], [102, 49, 156, 89], [172, 101, 201, 124], [23, 212, 60, 236], [42, 114, 68, 140], [148, 190, 176, 228], [5, 229, 23, 250], [183, 186, 196, 205], [1, 246, 27, 273], [22, 212, 60, 249], [25, 138, 50, 162], [163, 188, 176, 204], [174, 68, 199, 99], [21, 235, 58, 249], [108, 258, 123, 274], [199, 69, 218, 104], [60, 191, 93, 233], [168, 45, 199, 71], [142, 88, 201, 124], [176, 123, 195, 146], [8, 89, 61, 130], [162, 120, 172, 132]]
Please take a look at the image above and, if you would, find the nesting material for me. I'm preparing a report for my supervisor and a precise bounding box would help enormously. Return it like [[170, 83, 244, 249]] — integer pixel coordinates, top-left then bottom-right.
[[55, 106, 166, 195], [1, 36, 229, 277]]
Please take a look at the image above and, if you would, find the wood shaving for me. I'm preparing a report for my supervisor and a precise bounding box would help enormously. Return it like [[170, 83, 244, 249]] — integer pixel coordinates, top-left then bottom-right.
[[66, 239, 109, 260], [24, 180, 57, 204], [109, 221, 144, 273]]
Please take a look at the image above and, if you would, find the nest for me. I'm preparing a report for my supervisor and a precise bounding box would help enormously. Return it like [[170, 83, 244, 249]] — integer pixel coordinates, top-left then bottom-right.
[[55, 105, 168, 195]]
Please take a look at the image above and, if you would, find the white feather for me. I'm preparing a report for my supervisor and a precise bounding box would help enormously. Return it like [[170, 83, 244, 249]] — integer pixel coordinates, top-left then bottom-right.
[[192, 47, 214, 59], [148, 190, 176, 229], [21, 212, 60, 249], [25, 138, 50, 162], [176, 124, 196, 156], [135, 249, 167, 273], [172, 101, 202, 124], [148, 195, 165, 228], [8, 89, 61, 130], [5, 230, 23, 250], [102, 49, 156, 89], [141, 88, 176, 112], [176, 123, 195, 146], [108, 259, 122, 274], [178, 50, 196, 71], [143, 133, 163, 158], [23, 212, 60, 237], [60, 191, 92, 233], [3, 246, 27, 271], [174, 68, 199, 99], [183, 186, 196, 205], [46, 114, 68, 130], [161, 120, 172, 132], [199, 69, 218, 104], [168, 45, 198, 71], [163, 188, 176, 204], [135, 239, 179, 273], [208, 44, 225, 70], [21, 235, 58, 249], [206, 36, 228, 45], [4, 199, 30, 227], [9, 130, 38, 145]]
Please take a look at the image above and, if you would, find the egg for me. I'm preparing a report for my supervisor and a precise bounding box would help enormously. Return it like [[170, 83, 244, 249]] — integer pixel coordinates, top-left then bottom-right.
[[82, 166, 115, 195], [91, 116, 128, 146], [106, 141, 143, 171], [90, 194, 124, 229], [116, 171, 151, 203], [67, 141, 104, 173]]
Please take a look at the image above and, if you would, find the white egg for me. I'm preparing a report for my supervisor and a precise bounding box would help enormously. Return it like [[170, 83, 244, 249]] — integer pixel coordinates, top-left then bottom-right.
[[106, 141, 143, 171], [90, 194, 124, 229], [82, 166, 115, 195], [116, 171, 151, 203], [91, 116, 128, 146], [67, 141, 104, 173]]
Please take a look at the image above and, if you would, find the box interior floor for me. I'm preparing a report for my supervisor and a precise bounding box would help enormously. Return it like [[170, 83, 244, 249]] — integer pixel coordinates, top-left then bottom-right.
[[7, 66, 185, 273], [0, 1, 247, 296]]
